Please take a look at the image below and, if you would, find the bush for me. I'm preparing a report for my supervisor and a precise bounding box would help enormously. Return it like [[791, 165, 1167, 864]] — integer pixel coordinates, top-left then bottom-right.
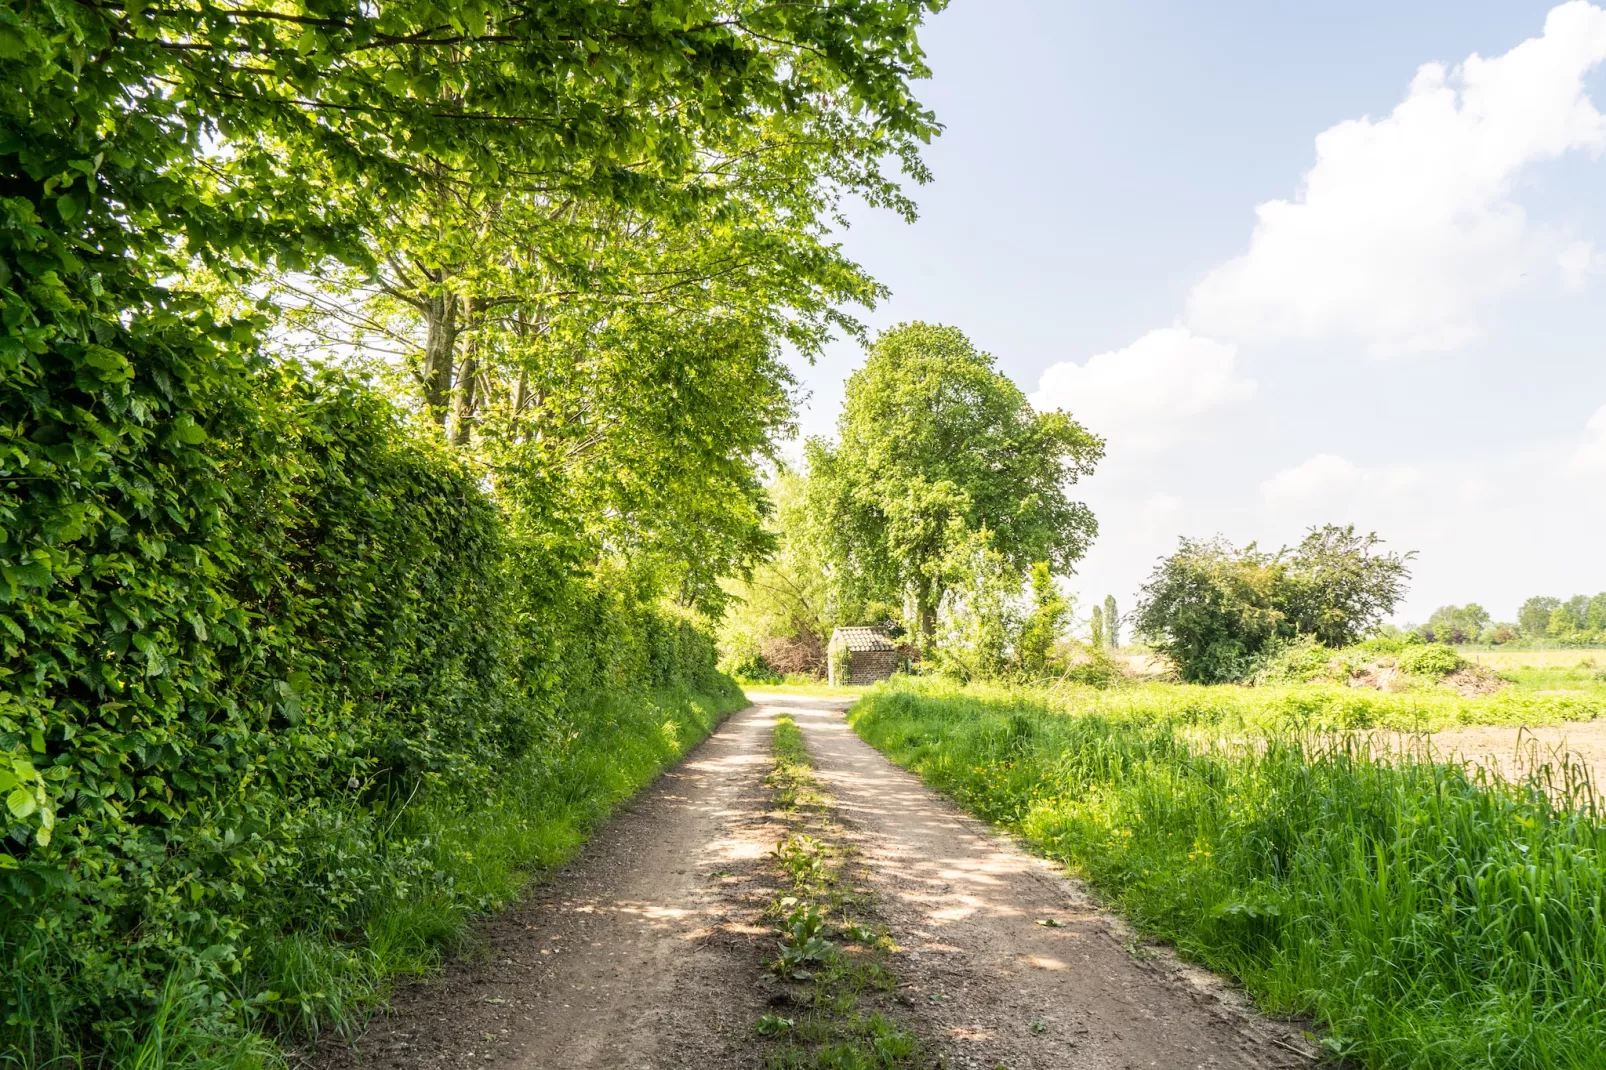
[[1, 357, 731, 1062], [1397, 643, 1464, 678], [1136, 527, 1411, 683], [727, 651, 784, 684]]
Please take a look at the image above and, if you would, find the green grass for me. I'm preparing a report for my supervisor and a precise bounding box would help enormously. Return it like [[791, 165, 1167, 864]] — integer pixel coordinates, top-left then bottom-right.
[[11, 685, 746, 1070], [1499, 664, 1606, 694], [851, 678, 1606, 1070], [947, 674, 1606, 733]]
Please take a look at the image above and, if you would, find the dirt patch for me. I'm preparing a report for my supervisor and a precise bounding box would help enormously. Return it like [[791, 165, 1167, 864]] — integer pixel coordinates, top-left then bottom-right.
[[760, 693, 1318, 1070], [1344, 665, 1411, 692], [1425, 721, 1606, 795], [1440, 665, 1505, 697]]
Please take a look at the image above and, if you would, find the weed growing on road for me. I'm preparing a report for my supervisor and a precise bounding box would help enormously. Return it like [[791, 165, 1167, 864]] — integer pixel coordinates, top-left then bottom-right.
[[756, 715, 927, 1069], [852, 680, 1606, 1070]]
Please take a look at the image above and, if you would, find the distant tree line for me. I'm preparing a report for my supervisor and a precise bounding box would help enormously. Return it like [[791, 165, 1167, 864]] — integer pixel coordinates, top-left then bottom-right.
[[1417, 594, 1606, 646]]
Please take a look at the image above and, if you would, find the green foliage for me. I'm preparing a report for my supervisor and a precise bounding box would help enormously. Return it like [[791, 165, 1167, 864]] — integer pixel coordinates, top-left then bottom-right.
[[1137, 526, 1412, 682], [805, 322, 1102, 643], [930, 530, 1021, 683], [720, 468, 865, 679], [1396, 643, 1465, 678], [1253, 638, 1468, 688], [1017, 563, 1070, 678], [0, 358, 737, 1063], [853, 680, 1606, 1069], [1520, 597, 1565, 638], [1418, 604, 1491, 644], [1277, 525, 1414, 648], [1103, 594, 1120, 648], [1506, 595, 1606, 646], [1134, 537, 1288, 684], [1089, 605, 1105, 650], [5, 0, 950, 1062]]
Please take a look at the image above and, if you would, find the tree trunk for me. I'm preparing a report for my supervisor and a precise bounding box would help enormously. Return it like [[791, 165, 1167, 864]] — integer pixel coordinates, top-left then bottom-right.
[[421, 290, 459, 427], [449, 298, 479, 446], [915, 578, 938, 647]]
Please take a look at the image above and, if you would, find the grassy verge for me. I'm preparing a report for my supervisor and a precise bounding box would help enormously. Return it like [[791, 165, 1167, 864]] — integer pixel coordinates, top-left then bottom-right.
[[757, 715, 925, 1070], [850, 679, 1606, 1070], [53, 684, 748, 1070]]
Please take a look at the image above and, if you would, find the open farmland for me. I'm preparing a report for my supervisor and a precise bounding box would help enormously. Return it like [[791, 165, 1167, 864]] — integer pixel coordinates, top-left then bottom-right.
[[1461, 648, 1606, 670]]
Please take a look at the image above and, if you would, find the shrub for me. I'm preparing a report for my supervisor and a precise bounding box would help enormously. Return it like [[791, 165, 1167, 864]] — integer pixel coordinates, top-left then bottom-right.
[[1136, 527, 1412, 683], [1397, 643, 1464, 678], [727, 652, 784, 684]]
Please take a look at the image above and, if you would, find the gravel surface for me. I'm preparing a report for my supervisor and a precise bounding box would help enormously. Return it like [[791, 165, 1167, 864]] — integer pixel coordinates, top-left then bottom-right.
[[309, 695, 1320, 1070]]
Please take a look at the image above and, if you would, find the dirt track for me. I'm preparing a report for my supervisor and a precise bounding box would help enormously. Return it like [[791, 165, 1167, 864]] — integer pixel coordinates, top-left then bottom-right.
[[313, 694, 1316, 1070]]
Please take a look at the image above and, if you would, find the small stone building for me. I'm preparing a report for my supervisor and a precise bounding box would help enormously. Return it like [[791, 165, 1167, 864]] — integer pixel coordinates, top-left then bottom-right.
[[828, 626, 902, 686]]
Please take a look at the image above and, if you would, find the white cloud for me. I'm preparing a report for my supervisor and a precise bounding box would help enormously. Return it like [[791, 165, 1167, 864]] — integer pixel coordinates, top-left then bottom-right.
[[1030, 327, 1257, 452], [1187, 1, 1606, 356], [1259, 453, 1363, 508], [1573, 404, 1606, 469], [1560, 240, 1605, 290]]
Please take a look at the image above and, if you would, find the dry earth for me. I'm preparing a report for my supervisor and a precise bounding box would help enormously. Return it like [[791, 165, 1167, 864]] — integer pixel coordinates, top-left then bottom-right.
[[1425, 721, 1606, 796], [310, 695, 1319, 1070]]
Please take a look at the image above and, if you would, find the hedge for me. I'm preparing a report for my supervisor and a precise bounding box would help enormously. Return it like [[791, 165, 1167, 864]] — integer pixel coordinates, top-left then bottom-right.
[[0, 343, 727, 1061]]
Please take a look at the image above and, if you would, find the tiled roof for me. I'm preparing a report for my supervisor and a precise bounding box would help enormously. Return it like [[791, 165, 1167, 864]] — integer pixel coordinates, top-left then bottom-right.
[[831, 626, 898, 652]]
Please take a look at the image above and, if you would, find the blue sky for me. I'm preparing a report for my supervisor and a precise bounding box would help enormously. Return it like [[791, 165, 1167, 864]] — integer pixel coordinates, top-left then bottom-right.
[[791, 0, 1606, 627]]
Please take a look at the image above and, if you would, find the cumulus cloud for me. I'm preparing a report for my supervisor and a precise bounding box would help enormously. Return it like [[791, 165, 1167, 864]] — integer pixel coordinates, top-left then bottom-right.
[[1573, 404, 1606, 469], [1030, 327, 1257, 452], [1187, 1, 1606, 356]]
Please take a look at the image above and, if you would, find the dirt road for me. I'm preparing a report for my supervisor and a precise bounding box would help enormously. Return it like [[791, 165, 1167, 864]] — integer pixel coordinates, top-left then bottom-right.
[[315, 694, 1315, 1070]]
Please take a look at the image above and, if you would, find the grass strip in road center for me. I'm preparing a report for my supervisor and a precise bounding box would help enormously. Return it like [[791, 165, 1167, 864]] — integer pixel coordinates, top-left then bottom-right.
[[755, 714, 927, 1070], [850, 680, 1606, 1070]]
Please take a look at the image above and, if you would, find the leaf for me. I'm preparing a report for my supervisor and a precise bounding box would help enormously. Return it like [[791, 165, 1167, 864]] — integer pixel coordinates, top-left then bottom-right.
[[7, 787, 37, 819]]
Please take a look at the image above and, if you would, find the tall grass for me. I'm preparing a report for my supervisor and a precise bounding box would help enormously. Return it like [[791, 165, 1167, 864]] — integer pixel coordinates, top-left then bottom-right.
[[994, 676, 1606, 733], [5, 685, 744, 1070], [851, 680, 1606, 1069]]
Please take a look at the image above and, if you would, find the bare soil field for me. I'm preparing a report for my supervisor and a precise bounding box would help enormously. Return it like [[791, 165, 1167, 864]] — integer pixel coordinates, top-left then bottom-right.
[[1426, 721, 1606, 795], [311, 695, 1318, 1070]]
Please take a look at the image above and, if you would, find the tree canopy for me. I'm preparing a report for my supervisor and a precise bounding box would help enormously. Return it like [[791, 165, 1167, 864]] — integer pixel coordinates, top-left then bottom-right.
[[804, 322, 1103, 642]]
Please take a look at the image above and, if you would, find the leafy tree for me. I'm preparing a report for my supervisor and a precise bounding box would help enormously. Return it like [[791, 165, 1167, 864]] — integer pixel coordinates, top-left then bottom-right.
[[1564, 595, 1593, 630], [806, 323, 1103, 644], [719, 467, 889, 677], [1134, 538, 1287, 684], [931, 528, 1021, 682], [1519, 597, 1563, 637], [1589, 594, 1606, 632], [1278, 525, 1413, 648], [1018, 562, 1070, 677], [1104, 594, 1120, 648], [1421, 603, 1491, 645], [1089, 605, 1106, 650], [1136, 526, 1412, 682]]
